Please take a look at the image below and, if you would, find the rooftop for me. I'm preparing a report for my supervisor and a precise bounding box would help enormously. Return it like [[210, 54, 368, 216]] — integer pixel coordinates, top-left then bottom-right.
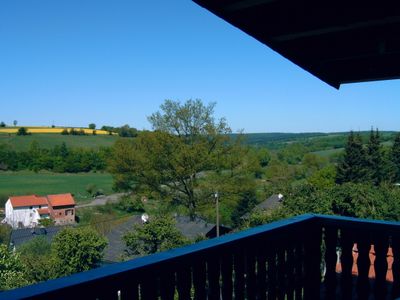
[[9, 195, 48, 208], [47, 193, 76, 207]]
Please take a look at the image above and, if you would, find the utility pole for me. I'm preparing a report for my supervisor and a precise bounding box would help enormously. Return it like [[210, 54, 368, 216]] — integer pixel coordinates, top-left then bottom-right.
[[215, 192, 219, 237]]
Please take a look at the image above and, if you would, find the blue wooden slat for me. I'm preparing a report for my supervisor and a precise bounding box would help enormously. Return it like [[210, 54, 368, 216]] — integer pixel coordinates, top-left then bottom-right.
[[3, 213, 400, 300], [1, 214, 315, 299]]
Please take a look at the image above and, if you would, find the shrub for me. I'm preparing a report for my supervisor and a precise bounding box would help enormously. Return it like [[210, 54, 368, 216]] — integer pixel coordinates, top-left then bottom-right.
[[117, 195, 145, 213], [16, 127, 29, 136]]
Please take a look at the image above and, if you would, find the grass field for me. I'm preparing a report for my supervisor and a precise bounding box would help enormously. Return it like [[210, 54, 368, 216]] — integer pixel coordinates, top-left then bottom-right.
[[312, 148, 344, 157], [0, 133, 120, 150], [0, 171, 114, 203]]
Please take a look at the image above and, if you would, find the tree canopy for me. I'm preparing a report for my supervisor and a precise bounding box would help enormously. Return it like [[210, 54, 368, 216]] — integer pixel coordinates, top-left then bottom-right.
[[110, 99, 239, 219], [336, 131, 367, 184], [51, 227, 107, 276], [123, 216, 187, 256]]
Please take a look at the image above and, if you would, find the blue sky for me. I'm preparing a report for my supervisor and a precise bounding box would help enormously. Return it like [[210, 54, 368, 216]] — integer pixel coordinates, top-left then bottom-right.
[[1, 0, 399, 133]]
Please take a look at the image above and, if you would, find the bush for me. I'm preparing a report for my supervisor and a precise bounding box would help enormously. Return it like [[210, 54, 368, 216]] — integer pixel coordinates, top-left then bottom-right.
[[117, 195, 145, 213], [0, 225, 11, 245], [61, 128, 69, 135], [38, 218, 55, 227], [16, 127, 29, 136]]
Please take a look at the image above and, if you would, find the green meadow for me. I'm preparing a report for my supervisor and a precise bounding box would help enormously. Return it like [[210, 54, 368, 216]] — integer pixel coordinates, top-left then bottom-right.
[[0, 133, 120, 151], [0, 171, 114, 203]]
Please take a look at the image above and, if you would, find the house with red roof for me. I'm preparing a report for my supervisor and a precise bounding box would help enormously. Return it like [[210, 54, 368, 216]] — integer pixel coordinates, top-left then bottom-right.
[[47, 193, 75, 225], [4, 193, 75, 228]]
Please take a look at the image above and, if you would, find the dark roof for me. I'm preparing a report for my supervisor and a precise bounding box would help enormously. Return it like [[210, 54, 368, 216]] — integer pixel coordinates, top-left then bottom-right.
[[175, 216, 232, 239], [255, 194, 284, 211], [193, 0, 400, 88], [175, 216, 214, 239], [104, 215, 142, 262], [10, 226, 65, 248], [205, 225, 232, 238]]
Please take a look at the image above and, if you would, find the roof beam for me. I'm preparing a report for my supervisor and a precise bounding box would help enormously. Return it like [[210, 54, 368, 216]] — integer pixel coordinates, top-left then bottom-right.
[[224, 0, 278, 12], [272, 16, 400, 42]]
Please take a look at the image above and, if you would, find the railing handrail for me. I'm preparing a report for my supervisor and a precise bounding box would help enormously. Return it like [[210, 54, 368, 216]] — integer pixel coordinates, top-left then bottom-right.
[[314, 213, 400, 234], [0, 214, 316, 299], [3, 213, 400, 299]]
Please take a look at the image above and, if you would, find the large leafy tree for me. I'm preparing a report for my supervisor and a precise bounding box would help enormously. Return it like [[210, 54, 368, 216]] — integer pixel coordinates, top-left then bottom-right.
[[110, 99, 233, 219], [392, 133, 400, 183], [336, 131, 367, 184], [18, 236, 55, 283], [365, 128, 384, 185], [0, 244, 30, 290], [123, 216, 187, 256], [51, 227, 107, 276]]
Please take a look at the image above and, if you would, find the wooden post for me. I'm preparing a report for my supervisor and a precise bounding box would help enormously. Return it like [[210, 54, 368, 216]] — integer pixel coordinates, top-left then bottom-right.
[[215, 192, 220, 237]]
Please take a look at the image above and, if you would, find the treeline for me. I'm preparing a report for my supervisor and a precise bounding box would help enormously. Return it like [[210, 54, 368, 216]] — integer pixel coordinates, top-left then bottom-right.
[[247, 182, 400, 228], [101, 124, 138, 137], [242, 131, 395, 152], [336, 130, 400, 185], [0, 141, 110, 173], [244, 130, 400, 228]]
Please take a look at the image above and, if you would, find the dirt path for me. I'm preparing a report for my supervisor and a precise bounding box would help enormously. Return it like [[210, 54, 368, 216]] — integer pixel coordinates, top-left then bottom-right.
[[76, 193, 125, 208]]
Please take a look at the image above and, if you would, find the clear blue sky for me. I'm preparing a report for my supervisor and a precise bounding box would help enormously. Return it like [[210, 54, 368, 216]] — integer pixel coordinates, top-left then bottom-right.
[[1, 0, 399, 133]]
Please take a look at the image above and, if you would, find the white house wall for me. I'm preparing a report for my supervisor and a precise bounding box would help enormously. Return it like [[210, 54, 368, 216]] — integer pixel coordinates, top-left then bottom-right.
[[5, 200, 47, 229]]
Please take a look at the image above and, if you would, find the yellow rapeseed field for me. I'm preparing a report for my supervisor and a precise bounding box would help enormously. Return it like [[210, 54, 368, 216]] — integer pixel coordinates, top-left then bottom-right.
[[0, 127, 113, 135]]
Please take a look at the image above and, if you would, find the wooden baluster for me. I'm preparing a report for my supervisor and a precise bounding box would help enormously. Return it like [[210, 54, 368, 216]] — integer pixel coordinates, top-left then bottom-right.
[[159, 271, 175, 300], [392, 235, 400, 299], [177, 265, 192, 300], [277, 247, 286, 300], [266, 249, 277, 300], [355, 233, 370, 300], [234, 248, 245, 299], [256, 247, 267, 300], [303, 224, 322, 300], [140, 278, 158, 300], [340, 229, 354, 300], [207, 255, 220, 300], [92, 278, 119, 300], [193, 260, 207, 300], [294, 240, 304, 300], [286, 244, 296, 300], [324, 227, 338, 300], [119, 278, 140, 300], [373, 235, 388, 299], [221, 252, 233, 300], [246, 246, 257, 300]]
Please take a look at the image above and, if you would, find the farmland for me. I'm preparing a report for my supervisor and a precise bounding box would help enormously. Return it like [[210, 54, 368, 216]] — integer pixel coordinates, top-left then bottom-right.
[[0, 133, 120, 151], [0, 127, 111, 135], [0, 171, 114, 203]]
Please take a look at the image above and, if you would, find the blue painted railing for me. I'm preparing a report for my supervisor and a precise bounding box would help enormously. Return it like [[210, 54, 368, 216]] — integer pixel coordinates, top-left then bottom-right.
[[1, 214, 400, 299]]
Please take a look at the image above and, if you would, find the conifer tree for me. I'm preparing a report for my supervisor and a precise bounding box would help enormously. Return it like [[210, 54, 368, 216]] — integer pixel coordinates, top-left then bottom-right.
[[392, 133, 400, 183], [365, 128, 384, 185], [336, 131, 367, 184]]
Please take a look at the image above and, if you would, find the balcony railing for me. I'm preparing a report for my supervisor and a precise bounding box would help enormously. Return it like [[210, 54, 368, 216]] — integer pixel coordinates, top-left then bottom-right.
[[2, 214, 400, 299]]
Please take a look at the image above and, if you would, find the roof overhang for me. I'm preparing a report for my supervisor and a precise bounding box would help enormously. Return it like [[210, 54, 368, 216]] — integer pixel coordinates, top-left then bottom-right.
[[193, 0, 400, 88]]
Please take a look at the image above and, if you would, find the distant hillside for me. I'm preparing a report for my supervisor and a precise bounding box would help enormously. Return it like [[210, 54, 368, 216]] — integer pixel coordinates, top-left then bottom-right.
[[238, 131, 398, 151], [1, 129, 397, 152]]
